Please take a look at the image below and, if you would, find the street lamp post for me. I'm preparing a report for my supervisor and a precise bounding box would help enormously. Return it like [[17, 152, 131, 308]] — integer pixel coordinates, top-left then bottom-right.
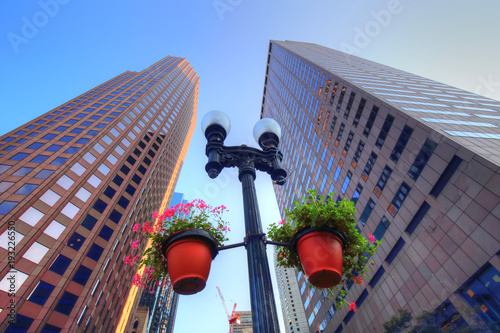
[[202, 110, 287, 333]]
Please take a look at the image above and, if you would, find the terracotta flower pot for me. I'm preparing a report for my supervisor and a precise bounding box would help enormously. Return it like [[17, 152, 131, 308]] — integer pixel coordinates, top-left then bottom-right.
[[162, 229, 218, 295], [292, 227, 345, 288]]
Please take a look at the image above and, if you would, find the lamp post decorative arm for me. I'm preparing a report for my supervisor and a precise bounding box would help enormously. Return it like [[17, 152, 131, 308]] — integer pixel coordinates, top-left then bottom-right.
[[202, 111, 286, 333], [205, 138, 286, 185]]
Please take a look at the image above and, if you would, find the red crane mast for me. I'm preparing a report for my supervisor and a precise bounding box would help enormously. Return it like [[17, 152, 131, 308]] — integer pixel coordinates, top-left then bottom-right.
[[216, 286, 240, 333]]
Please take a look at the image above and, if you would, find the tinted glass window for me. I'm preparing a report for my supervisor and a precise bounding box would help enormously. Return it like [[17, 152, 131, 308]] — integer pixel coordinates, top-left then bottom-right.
[[67, 232, 86, 251], [112, 175, 124, 186], [10, 153, 29, 161], [13, 167, 33, 176], [28, 281, 55, 305], [81, 214, 98, 230], [14, 183, 38, 195], [27, 143, 44, 149], [46, 145, 62, 152], [103, 186, 116, 199], [41, 324, 62, 333], [389, 182, 411, 217], [374, 166, 393, 197], [375, 114, 395, 148], [72, 265, 92, 286], [99, 225, 114, 241], [93, 199, 107, 213], [54, 291, 78, 315], [408, 139, 437, 180], [125, 184, 136, 196], [59, 135, 73, 142], [5, 314, 34, 331], [51, 157, 68, 165], [87, 244, 104, 261], [109, 210, 122, 224], [64, 147, 80, 154], [30, 155, 49, 163], [363, 105, 379, 137], [49, 254, 72, 275], [34, 169, 54, 179], [0, 201, 18, 214], [390, 125, 414, 163], [359, 199, 375, 226], [373, 216, 390, 240], [118, 196, 130, 209]]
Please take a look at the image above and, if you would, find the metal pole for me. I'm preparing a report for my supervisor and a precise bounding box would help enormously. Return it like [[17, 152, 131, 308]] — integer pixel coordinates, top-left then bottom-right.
[[239, 170, 281, 333]]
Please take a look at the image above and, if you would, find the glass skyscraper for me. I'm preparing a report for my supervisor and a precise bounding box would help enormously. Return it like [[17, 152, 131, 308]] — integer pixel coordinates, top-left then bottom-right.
[[262, 41, 500, 332], [0, 56, 199, 332], [274, 250, 309, 333]]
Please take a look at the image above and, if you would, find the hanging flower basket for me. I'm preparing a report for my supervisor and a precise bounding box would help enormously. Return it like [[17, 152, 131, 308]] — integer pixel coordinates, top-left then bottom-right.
[[125, 199, 230, 295], [267, 189, 380, 308], [162, 229, 218, 295], [291, 226, 345, 288]]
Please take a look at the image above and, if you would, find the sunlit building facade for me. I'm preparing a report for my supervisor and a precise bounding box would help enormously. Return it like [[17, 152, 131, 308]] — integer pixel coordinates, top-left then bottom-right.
[[262, 41, 500, 332], [0, 56, 199, 332], [233, 311, 253, 333]]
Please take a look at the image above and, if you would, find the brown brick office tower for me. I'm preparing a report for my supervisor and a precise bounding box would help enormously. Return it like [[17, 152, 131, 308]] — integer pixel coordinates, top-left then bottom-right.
[[262, 41, 500, 332], [0, 56, 199, 332]]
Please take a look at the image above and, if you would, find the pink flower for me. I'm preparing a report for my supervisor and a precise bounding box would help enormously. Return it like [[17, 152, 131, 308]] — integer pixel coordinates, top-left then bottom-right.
[[152, 211, 159, 219], [349, 301, 358, 312], [132, 273, 142, 286], [195, 199, 208, 210], [131, 240, 140, 249], [143, 222, 152, 234], [163, 208, 176, 219], [124, 255, 134, 265], [368, 234, 376, 243], [353, 276, 364, 285], [132, 223, 140, 232], [278, 219, 286, 225], [279, 253, 285, 258]]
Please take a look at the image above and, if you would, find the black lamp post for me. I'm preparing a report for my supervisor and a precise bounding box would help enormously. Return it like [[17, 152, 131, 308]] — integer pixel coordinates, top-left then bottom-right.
[[201, 110, 287, 333]]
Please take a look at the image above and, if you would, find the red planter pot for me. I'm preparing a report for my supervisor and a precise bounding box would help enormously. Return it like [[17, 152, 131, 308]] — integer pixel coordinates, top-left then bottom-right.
[[162, 229, 218, 295], [292, 227, 345, 288]]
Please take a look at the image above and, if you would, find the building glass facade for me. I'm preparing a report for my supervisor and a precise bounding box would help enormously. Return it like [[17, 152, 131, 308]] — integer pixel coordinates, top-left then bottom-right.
[[262, 41, 500, 332], [274, 250, 309, 333], [0, 56, 199, 332]]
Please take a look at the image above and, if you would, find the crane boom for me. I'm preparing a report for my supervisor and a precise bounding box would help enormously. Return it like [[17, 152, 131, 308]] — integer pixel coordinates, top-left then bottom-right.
[[216, 286, 231, 320], [216, 286, 239, 333]]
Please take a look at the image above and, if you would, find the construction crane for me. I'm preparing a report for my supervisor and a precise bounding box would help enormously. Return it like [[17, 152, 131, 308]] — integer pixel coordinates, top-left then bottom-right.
[[216, 286, 241, 333]]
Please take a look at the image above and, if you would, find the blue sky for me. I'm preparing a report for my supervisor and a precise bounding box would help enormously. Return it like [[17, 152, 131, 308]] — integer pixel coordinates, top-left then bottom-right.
[[2, 1, 500, 332]]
